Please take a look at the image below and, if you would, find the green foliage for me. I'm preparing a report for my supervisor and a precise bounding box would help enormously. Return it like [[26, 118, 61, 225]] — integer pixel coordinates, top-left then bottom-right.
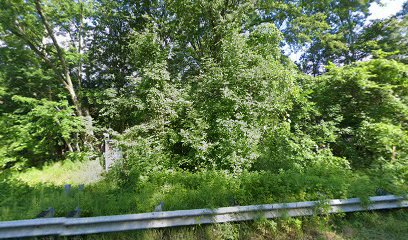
[[333, 210, 408, 240], [118, 19, 304, 173], [361, 8, 408, 64], [0, 1, 407, 231], [106, 161, 368, 213], [77, 210, 408, 239], [356, 122, 408, 165], [256, 0, 375, 75], [0, 96, 84, 169], [0, 177, 135, 221], [311, 59, 408, 171]]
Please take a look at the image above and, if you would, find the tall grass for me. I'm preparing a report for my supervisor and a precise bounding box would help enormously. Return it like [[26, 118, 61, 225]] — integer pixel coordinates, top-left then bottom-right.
[[0, 158, 407, 239], [0, 166, 394, 221]]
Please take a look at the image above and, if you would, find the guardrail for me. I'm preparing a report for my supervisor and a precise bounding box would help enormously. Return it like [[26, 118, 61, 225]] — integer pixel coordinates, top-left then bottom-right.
[[0, 195, 406, 238]]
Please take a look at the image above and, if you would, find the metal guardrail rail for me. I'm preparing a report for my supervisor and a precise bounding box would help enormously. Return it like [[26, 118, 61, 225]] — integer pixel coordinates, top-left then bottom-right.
[[0, 195, 406, 238]]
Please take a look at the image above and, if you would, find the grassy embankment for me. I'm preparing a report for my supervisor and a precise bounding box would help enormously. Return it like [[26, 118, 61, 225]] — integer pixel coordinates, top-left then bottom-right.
[[84, 210, 408, 240], [0, 159, 407, 239]]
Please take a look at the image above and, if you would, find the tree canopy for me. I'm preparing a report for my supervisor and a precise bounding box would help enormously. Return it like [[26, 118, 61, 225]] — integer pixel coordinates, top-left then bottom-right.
[[0, 0, 407, 197]]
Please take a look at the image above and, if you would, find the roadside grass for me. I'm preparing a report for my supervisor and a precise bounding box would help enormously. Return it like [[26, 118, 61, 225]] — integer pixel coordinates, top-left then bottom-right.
[[0, 179, 137, 221], [0, 165, 403, 222], [0, 168, 362, 221], [65, 210, 408, 240], [0, 160, 406, 239], [333, 210, 408, 240]]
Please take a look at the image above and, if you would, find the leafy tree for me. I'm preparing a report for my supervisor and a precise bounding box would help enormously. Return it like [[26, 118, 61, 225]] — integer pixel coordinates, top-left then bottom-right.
[[120, 18, 312, 174], [255, 0, 374, 75], [360, 3, 408, 64], [0, 0, 93, 130], [313, 59, 408, 168], [86, 0, 157, 91], [0, 0, 406, 198], [297, 0, 373, 75], [0, 96, 83, 170]]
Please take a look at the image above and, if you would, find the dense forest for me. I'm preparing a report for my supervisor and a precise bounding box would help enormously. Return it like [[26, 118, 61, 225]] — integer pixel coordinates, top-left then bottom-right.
[[0, 0, 407, 219]]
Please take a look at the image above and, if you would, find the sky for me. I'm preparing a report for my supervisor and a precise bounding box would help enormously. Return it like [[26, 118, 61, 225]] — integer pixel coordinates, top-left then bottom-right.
[[368, 0, 406, 21]]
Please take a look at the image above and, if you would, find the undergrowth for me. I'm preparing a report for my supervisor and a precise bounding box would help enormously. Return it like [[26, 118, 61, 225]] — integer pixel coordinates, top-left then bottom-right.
[[0, 159, 406, 239], [0, 164, 404, 221]]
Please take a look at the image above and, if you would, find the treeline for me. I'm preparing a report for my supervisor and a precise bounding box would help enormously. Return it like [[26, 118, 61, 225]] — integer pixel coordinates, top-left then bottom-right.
[[0, 0, 407, 196]]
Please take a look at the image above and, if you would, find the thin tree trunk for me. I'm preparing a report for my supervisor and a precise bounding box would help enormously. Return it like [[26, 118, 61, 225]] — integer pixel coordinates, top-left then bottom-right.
[[64, 74, 83, 116], [35, 0, 82, 115], [78, 1, 84, 90], [35, 0, 94, 137]]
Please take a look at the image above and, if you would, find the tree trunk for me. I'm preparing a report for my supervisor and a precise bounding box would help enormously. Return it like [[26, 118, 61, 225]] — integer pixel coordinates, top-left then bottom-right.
[[64, 75, 83, 116], [35, 0, 94, 137]]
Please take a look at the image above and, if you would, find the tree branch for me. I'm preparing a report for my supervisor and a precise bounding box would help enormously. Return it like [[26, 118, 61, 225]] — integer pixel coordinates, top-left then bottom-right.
[[9, 26, 67, 83], [34, 0, 85, 117], [34, 0, 68, 73]]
